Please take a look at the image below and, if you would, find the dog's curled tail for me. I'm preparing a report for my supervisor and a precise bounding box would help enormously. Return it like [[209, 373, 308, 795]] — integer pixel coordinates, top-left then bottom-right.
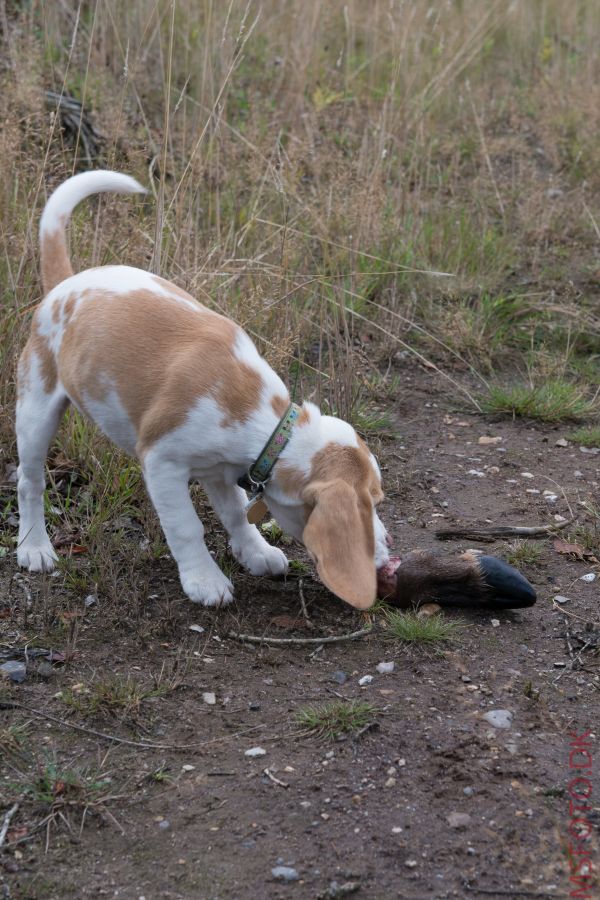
[[39, 170, 146, 295]]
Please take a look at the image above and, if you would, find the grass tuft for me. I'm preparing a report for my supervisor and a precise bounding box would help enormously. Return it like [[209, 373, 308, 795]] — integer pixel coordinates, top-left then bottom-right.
[[504, 540, 543, 567], [383, 609, 463, 644], [295, 699, 377, 740], [566, 425, 600, 447], [480, 381, 596, 423]]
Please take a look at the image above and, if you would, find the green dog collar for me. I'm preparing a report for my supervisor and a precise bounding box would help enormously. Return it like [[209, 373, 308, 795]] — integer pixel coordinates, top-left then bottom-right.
[[237, 402, 302, 495]]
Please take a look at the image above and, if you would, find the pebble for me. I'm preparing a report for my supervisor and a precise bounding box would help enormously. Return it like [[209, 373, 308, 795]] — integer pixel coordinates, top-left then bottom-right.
[[245, 746, 267, 758], [463, 787, 474, 797], [483, 709, 513, 729], [491, 619, 500, 628], [158, 820, 170, 830], [553, 595, 570, 604], [555, 438, 568, 447], [520, 472, 534, 479], [272, 866, 299, 882], [580, 573, 596, 583], [84, 594, 97, 607], [0, 661, 26, 683], [404, 860, 417, 868], [376, 662, 395, 674], [358, 675, 373, 686], [446, 811, 472, 829], [331, 671, 347, 685], [323, 881, 360, 898], [182, 764, 195, 772], [478, 435, 502, 445], [467, 469, 485, 477], [202, 692, 216, 705], [189, 624, 205, 634]]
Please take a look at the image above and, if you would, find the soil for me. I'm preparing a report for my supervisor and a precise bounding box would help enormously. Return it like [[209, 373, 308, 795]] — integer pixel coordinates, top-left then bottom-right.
[[1, 363, 599, 900]]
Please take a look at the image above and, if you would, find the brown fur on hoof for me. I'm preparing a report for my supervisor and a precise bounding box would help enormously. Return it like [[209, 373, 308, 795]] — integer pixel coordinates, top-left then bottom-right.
[[377, 550, 536, 610]]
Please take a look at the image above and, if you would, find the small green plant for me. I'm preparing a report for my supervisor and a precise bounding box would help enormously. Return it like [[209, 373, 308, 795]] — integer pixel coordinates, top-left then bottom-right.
[[567, 425, 600, 447], [295, 699, 377, 739], [62, 671, 181, 720], [480, 380, 596, 422], [504, 540, 543, 567], [289, 559, 310, 574], [383, 609, 464, 644]]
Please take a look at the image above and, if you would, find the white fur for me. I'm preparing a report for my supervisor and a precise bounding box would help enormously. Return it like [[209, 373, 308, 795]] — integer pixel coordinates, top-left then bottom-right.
[[40, 171, 145, 239], [17, 170, 390, 607]]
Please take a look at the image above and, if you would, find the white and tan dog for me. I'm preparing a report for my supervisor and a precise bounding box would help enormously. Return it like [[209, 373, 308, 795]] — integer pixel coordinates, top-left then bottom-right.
[[16, 171, 390, 609]]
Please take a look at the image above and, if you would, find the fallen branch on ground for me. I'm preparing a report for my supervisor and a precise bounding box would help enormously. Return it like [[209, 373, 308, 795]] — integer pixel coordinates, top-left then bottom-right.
[[435, 519, 573, 541], [0, 803, 19, 849], [227, 626, 373, 646], [0, 700, 266, 751]]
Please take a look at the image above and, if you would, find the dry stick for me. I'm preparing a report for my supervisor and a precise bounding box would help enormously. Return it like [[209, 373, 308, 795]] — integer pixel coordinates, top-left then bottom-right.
[[298, 578, 314, 630], [0, 802, 19, 849], [435, 519, 574, 541], [227, 627, 373, 647], [0, 700, 265, 752], [263, 768, 288, 789]]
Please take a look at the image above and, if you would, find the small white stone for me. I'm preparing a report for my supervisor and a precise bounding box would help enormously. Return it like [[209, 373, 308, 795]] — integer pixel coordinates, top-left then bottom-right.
[[520, 472, 535, 479], [483, 709, 513, 729], [580, 573, 596, 583], [189, 624, 205, 633], [491, 619, 500, 628], [392, 826, 403, 834], [525, 489, 540, 494], [467, 469, 485, 477], [202, 692, 216, 705], [182, 764, 195, 772], [405, 859, 418, 868], [553, 595, 570, 604], [376, 661, 395, 674], [359, 675, 374, 686], [555, 438, 568, 447], [245, 746, 267, 758], [554, 514, 567, 523]]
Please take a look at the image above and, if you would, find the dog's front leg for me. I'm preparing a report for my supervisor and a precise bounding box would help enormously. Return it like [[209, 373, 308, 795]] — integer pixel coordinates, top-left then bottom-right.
[[202, 479, 289, 578], [143, 455, 233, 606]]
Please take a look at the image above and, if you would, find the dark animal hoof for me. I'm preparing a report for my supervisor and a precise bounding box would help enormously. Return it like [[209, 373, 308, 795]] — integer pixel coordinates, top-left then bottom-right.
[[477, 556, 537, 608]]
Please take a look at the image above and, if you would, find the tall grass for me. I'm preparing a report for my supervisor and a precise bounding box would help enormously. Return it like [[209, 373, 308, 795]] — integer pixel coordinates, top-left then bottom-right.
[[2, 2, 600, 579]]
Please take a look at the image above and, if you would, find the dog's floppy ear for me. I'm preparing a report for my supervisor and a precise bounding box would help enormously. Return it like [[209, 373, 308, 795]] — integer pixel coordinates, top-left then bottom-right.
[[302, 479, 376, 610]]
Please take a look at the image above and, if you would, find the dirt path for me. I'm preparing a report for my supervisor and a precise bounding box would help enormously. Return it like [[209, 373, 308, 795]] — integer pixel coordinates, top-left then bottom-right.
[[1, 369, 599, 899]]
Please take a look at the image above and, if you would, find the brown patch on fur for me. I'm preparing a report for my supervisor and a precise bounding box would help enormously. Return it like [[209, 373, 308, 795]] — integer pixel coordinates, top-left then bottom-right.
[[63, 295, 77, 321], [274, 462, 308, 498], [271, 394, 289, 418], [296, 405, 311, 427], [58, 287, 263, 451], [41, 225, 73, 295], [19, 315, 58, 396]]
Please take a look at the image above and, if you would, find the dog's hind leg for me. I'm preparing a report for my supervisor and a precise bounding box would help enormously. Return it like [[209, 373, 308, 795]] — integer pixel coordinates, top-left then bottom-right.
[[16, 374, 68, 573]]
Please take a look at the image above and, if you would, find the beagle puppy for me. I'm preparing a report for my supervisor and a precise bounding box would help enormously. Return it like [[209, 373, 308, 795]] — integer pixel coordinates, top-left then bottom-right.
[[16, 171, 391, 609]]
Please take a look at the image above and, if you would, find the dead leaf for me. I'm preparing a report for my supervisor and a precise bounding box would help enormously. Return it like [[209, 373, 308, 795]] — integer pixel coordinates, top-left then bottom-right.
[[553, 539, 599, 563], [478, 436, 502, 445]]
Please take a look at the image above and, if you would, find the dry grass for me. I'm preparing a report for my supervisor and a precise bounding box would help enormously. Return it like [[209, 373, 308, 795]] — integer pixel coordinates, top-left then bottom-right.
[[2, 0, 600, 594]]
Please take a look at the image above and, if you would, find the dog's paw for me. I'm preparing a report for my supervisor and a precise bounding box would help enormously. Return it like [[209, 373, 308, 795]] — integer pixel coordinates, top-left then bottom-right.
[[17, 542, 58, 573], [238, 543, 289, 578], [181, 572, 234, 607]]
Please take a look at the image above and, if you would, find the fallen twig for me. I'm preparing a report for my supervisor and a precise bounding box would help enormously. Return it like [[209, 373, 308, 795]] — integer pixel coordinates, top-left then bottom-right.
[[0, 700, 266, 751], [298, 578, 315, 629], [227, 626, 373, 646], [435, 519, 573, 541], [0, 802, 19, 849], [263, 768, 288, 788]]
